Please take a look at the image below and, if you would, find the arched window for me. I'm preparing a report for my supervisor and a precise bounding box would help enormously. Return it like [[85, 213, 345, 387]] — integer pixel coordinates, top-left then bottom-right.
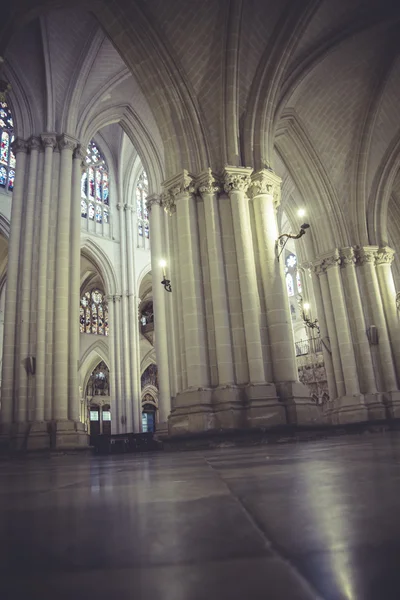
[[79, 289, 109, 336], [81, 141, 109, 224], [286, 273, 294, 297], [0, 102, 15, 191], [296, 271, 302, 294], [136, 170, 149, 238]]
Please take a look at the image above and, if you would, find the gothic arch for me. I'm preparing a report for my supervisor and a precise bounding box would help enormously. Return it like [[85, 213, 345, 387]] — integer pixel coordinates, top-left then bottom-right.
[[79, 339, 110, 396], [367, 131, 400, 246], [79, 104, 164, 196], [275, 110, 348, 256], [81, 237, 119, 296], [242, 1, 319, 169]]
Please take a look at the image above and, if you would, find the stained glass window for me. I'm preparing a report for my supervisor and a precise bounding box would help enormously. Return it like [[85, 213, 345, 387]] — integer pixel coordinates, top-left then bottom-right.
[[81, 140, 110, 225], [286, 254, 297, 269], [79, 289, 109, 336], [136, 170, 149, 238], [0, 102, 15, 191], [286, 273, 294, 297], [296, 271, 302, 294]]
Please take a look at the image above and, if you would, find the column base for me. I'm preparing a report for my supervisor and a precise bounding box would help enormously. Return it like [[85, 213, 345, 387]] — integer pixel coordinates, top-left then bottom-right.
[[324, 395, 368, 425], [384, 390, 400, 419], [155, 421, 169, 440], [244, 383, 286, 428], [276, 381, 322, 426], [0, 420, 89, 452], [364, 392, 388, 421], [168, 388, 214, 436]]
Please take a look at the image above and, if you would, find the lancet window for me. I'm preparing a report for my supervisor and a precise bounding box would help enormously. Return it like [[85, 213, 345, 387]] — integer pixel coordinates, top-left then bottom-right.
[[0, 102, 15, 191], [80, 289, 109, 336]]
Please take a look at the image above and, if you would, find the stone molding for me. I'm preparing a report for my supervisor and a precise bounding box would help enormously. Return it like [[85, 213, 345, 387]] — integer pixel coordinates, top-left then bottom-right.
[[11, 137, 28, 154], [146, 193, 162, 213], [249, 168, 281, 206], [223, 166, 253, 195], [41, 133, 57, 150], [196, 168, 221, 196]]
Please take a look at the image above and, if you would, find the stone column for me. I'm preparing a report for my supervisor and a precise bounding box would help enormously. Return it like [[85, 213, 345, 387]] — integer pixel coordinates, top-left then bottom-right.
[[249, 169, 298, 383], [223, 166, 265, 383], [53, 135, 76, 421], [146, 195, 171, 426], [163, 172, 212, 434], [309, 265, 337, 400], [68, 145, 84, 423], [197, 169, 234, 386], [375, 247, 400, 385], [356, 247, 399, 417], [16, 136, 41, 423], [106, 296, 118, 434], [315, 261, 345, 397], [113, 294, 123, 433], [35, 134, 57, 422], [340, 248, 384, 419], [117, 201, 133, 432], [1, 139, 28, 426], [324, 252, 360, 396], [323, 251, 366, 423], [125, 203, 141, 432], [166, 171, 209, 389]]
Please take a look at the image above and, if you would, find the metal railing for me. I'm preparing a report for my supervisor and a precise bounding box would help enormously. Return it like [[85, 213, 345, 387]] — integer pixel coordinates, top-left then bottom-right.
[[295, 337, 322, 357]]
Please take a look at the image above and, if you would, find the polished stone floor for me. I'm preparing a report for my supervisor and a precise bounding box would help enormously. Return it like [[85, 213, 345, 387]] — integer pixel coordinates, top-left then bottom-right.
[[2, 434, 400, 599]]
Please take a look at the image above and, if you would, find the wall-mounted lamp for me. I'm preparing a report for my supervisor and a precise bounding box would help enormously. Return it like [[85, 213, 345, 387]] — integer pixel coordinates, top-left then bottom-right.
[[275, 223, 310, 261], [160, 259, 172, 292], [298, 295, 320, 334]]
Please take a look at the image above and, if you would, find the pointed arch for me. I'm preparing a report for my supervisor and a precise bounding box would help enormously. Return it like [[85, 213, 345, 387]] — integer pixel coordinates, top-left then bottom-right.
[[275, 110, 348, 256], [81, 237, 119, 295]]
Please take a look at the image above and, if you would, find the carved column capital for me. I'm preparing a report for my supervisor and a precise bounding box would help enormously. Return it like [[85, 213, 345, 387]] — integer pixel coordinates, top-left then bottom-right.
[[73, 144, 86, 162], [41, 133, 57, 150], [146, 193, 162, 213], [313, 250, 341, 274], [354, 246, 378, 266], [161, 191, 175, 215], [11, 138, 28, 154], [376, 246, 395, 266], [340, 247, 356, 267], [196, 168, 221, 197], [58, 134, 77, 152], [28, 136, 42, 152], [163, 170, 196, 198], [223, 166, 253, 195], [311, 259, 325, 277], [249, 168, 281, 206]]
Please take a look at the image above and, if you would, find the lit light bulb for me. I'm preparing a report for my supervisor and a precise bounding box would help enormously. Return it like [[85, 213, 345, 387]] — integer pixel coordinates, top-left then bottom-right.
[[303, 302, 310, 311], [159, 259, 167, 268], [298, 208, 305, 217]]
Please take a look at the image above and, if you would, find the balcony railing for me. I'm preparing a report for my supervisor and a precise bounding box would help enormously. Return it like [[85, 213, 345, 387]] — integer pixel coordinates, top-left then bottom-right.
[[295, 337, 322, 357]]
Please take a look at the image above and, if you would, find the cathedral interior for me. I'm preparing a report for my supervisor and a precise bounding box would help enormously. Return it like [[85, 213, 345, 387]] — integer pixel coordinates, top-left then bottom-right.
[[1, 0, 400, 598]]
